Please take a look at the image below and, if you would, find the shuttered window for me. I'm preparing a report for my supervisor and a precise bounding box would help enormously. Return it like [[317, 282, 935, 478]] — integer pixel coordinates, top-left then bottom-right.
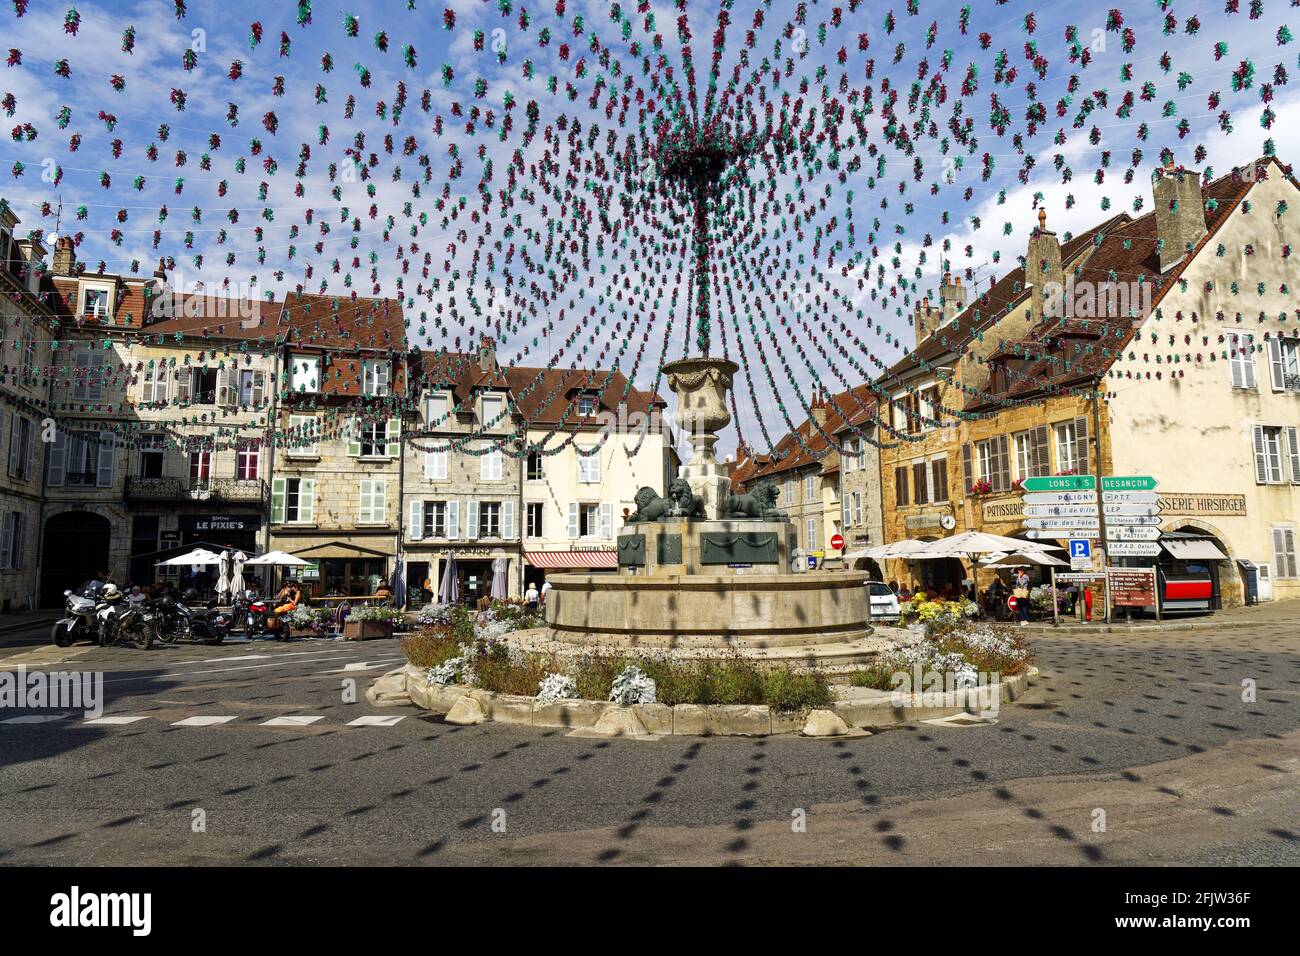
[[1228, 333, 1257, 389], [912, 461, 930, 505], [1253, 425, 1286, 484], [1271, 526, 1298, 579], [895, 465, 909, 506]]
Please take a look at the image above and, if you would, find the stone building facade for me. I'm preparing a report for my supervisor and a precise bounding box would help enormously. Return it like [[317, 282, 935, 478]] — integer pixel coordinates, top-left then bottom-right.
[[401, 345, 523, 606], [0, 208, 57, 611]]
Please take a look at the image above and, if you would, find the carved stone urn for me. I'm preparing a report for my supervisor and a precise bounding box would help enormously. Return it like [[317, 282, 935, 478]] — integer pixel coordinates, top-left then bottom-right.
[[662, 356, 739, 519]]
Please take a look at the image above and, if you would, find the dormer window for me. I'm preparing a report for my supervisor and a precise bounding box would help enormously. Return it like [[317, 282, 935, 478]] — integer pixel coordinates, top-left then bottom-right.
[[479, 392, 505, 431], [362, 358, 390, 397], [577, 393, 597, 416], [83, 287, 111, 322]]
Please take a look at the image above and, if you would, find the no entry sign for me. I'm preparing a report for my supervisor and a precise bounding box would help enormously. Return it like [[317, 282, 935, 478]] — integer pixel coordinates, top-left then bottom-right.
[[830, 533, 845, 551]]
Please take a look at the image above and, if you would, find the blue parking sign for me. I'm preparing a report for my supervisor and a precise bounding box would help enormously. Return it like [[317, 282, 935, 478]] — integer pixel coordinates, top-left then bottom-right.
[[1069, 538, 1091, 560]]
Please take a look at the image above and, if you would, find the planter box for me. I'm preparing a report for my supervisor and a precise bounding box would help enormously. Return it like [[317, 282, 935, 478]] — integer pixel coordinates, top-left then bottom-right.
[[344, 619, 394, 641]]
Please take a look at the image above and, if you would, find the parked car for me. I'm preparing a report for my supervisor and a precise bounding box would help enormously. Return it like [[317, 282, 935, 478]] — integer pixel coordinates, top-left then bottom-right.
[[865, 580, 900, 622]]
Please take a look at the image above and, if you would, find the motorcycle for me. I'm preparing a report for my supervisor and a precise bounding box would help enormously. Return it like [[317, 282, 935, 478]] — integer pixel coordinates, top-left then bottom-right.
[[153, 595, 229, 645], [234, 591, 271, 640], [95, 587, 155, 650], [51, 587, 99, 647]]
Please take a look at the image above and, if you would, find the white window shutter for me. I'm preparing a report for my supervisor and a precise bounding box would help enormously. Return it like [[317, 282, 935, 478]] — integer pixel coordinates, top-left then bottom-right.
[[843, 497, 851, 529], [599, 503, 613, 539], [1253, 425, 1270, 484], [424, 450, 435, 480], [271, 477, 286, 523], [97, 430, 115, 487], [1287, 427, 1300, 485], [502, 500, 515, 539], [409, 499, 424, 540], [480, 451, 491, 481], [1244, 337, 1258, 389], [1268, 336, 1286, 391], [591, 450, 601, 484], [47, 429, 66, 486], [447, 501, 459, 540], [466, 500, 479, 540], [437, 449, 448, 480], [346, 418, 361, 457], [216, 366, 230, 407], [253, 370, 265, 406], [386, 419, 400, 458], [375, 481, 387, 524], [568, 502, 579, 539], [177, 367, 191, 403], [298, 479, 315, 523]]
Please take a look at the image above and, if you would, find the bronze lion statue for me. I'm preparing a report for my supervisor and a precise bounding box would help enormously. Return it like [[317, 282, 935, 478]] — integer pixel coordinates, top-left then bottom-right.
[[627, 485, 671, 522], [724, 480, 786, 520], [666, 477, 707, 519]]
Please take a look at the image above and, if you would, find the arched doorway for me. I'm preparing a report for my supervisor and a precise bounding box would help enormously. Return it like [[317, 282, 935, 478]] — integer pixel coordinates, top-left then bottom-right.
[[852, 557, 884, 581], [41, 511, 111, 607]]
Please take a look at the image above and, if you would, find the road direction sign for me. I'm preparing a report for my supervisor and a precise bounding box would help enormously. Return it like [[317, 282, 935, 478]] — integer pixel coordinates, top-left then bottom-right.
[[1101, 491, 1158, 504], [1023, 491, 1098, 505], [1103, 504, 1162, 516], [1023, 505, 1099, 518], [1024, 518, 1100, 530], [1024, 530, 1072, 540], [1021, 475, 1097, 492], [1102, 514, 1163, 526], [1100, 476, 1158, 491], [1107, 526, 1162, 541], [1107, 541, 1161, 556]]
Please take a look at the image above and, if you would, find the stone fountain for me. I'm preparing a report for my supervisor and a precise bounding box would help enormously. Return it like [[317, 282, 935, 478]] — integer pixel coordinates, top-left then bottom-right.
[[543, 357, 871, 652]]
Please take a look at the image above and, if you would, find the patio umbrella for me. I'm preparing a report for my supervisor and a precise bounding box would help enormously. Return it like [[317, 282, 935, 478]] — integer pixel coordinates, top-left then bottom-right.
[[924, 531, 1063, 556], [490, 556, 508, 602], [390, 553, 407, 608], [243, 550, 312, 566], [156, 547, 223, 567], [216, 550, 232, 601], [982, 550, 1070, 568], [231, 551, 248, 596], [438, 553, 460, 605]]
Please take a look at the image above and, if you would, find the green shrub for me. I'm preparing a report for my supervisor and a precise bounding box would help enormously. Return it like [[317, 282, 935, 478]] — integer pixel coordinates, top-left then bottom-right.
[[848, 664, 900, 691], [401, 626, 460, 669]]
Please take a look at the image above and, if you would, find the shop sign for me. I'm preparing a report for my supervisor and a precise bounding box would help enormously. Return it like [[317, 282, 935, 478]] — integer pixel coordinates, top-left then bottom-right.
[[982, 496, 1025, 522], [1155, 492, 1248, 517], [179, 514, 260, 533], [904, 512, 944, 530]]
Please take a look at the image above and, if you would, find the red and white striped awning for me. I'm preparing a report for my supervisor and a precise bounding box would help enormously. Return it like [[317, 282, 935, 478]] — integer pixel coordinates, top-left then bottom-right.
[[525, 549, 618, 569]]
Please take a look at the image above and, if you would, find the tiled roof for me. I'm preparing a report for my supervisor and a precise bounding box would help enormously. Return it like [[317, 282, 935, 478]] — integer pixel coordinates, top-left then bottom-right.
[[278, 292, 406, 397], [748, 384, 877, 481], [502, 365, 666, 424], [966, 163, 1264, 411], [883, 213, 1130, 383]]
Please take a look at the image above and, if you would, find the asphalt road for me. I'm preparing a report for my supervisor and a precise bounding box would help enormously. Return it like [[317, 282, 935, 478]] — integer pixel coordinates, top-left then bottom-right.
[[0, 619, 1296, 865]]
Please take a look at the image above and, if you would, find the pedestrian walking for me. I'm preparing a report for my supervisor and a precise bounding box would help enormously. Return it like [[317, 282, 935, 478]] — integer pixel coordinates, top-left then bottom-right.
[[1013, 569, 1031, 625]]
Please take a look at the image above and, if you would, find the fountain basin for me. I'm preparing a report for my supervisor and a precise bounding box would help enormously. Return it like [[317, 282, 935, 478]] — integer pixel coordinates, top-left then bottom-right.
[[544, 570, 869, 649]]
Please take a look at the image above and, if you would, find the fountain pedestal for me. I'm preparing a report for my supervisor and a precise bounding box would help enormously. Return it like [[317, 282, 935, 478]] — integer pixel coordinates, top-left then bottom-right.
[[662, 357, 739, 520]]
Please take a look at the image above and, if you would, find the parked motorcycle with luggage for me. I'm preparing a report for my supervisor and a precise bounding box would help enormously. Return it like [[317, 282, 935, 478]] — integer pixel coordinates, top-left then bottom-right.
[[233, 589, 274, 640], [94, 584, 155, 649], [152, 591, 229, 645], [51, 585, 102, 647]]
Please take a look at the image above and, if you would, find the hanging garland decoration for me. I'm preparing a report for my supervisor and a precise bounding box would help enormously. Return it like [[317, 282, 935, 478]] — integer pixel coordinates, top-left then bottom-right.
[[0, 0, 1295, 471]]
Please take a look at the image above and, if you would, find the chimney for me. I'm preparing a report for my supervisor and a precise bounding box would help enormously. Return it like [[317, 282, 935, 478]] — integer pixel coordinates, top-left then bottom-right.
[[939, 271, 967, 323], [810, 387, 829, 428], [145, 258, 173, 324], [914, 296, 939, 347], [1026, 208, 1064, 321], [477, 335, 497, 374], [1152, 162, 1207, 272], [51, 235, 76, 276]]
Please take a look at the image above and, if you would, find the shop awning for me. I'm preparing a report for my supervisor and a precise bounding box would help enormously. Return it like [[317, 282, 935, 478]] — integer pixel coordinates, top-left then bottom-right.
[[1161, 539, 1229, 561], [525, 549, 618, 569]]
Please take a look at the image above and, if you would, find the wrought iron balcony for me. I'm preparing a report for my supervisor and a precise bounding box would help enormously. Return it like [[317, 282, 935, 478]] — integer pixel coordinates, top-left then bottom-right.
[[125, 476, 267, 504]]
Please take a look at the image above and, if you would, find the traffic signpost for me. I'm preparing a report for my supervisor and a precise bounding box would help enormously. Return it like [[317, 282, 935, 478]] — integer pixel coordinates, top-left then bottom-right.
[[830, 533, 844, 552], [1107, 541, 1161, 557], [1021, 475, 1097, 492], [1100, 476, 1158, 491]]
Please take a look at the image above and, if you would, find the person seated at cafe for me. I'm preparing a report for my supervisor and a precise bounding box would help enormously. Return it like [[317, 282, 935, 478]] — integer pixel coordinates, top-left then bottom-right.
[[373, 580, 394, 607], [273, 578, 302, 617]]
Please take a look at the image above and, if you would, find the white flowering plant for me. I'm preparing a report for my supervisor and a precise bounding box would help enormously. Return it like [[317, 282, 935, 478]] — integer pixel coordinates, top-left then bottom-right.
[[535, 673, 577, 706], [608, 664, 657, 705]]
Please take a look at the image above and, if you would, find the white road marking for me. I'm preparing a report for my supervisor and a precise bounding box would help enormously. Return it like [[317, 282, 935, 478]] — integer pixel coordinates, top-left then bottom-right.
[[260, 715, 325, 727], [171, 716, 237, 727], [1, 714, 71, 725], [333, 658, 404, 673], [83, 715, 149, 725], [346, 715, 406, 727], [199, 654, 271, 663]]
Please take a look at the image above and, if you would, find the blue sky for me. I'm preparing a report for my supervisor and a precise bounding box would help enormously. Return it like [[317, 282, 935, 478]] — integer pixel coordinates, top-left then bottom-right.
[[3, 0, 1296, 457]]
